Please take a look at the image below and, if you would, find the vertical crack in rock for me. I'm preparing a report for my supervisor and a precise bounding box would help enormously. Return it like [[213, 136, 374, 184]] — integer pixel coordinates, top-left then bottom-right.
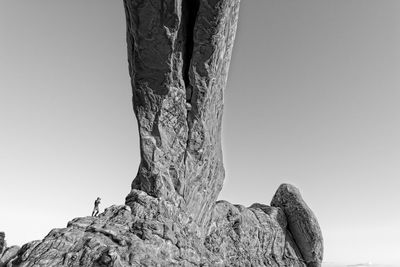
[[181, 0, 200, 196], [182, 0, 199, 100]]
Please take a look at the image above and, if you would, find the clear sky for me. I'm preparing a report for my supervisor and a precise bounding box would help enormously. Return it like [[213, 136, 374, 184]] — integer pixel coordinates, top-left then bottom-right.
[[1, 1, 399, 265]]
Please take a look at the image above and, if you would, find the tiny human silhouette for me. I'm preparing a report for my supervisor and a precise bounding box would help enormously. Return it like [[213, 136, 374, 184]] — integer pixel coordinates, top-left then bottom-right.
[[91, 197, 101, 217]]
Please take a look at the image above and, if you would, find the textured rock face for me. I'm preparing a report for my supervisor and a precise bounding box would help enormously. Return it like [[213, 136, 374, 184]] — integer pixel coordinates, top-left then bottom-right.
[[0, 233, 20, 267], [0, 232, 5, 255], [205, 201, 306, 266], [0, 245, 20, 267], [9, 186, 322, 266], [13, 195, 308, 267], [124, 0, 240, 227], [271, 184, 324, 267]]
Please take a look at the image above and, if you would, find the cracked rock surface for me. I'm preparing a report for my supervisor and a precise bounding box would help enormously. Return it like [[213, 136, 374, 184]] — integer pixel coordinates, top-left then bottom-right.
[[6, 1, 323, 266], [271, 184, 324, 267], [124, 0, 241, 228], [11, 192, 309, 267], [0, 232, 20, 267]]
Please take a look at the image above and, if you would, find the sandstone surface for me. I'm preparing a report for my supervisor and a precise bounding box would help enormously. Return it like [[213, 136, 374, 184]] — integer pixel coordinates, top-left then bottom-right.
[[12, 192, 309, 266], [0, 232, 5, 256], [7, 185, 323, 266], [271, 184, 324, 267], [124, 0, 240, 228], [0, 245, 20, 267]]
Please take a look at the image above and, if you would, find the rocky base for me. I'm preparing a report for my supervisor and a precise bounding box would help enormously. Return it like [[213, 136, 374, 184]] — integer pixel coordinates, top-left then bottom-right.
[[0, 232, 5, 256], [1, 184, 322, 267], [0, 232, 20, 267]]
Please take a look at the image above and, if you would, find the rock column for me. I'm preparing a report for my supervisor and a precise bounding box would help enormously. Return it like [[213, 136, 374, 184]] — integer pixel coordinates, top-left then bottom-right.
[[124, 0, 241, 226]]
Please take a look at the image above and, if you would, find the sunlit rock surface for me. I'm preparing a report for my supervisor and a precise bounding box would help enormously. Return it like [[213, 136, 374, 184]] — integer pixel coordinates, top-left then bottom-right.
[[0, 244, 20, 267], [271, 184, 324, 267], [10, 185, 323, 266], [124, 0, 241, 227], [13, 198, 308, 266], [0, 232, 5, 256]]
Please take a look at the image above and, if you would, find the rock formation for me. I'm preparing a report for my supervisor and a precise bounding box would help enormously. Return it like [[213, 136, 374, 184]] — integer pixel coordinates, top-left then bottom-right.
[[271, 184, 324, 267], [0, 233, 20, 267], [0, 246, 20, 267], [10, 190, 314, 266], [124, 0, 241, 228], [7, 1, 324, 266], [0, 232, 5, 256]]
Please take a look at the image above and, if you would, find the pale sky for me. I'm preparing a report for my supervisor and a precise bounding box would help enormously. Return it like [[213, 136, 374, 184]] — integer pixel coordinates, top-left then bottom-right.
[[1, 1, 399, 265]]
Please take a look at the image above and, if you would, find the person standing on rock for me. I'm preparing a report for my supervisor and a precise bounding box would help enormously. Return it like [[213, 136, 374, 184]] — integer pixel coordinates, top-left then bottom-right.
[[91, 197, 101, 217]]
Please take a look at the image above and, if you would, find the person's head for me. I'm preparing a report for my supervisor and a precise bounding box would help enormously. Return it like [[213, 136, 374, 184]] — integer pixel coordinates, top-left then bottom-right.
[[97, 197, 101, 201]]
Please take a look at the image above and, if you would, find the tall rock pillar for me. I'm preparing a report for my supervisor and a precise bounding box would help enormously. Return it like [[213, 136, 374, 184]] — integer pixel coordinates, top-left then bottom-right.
[[124, 0, 241, 226]]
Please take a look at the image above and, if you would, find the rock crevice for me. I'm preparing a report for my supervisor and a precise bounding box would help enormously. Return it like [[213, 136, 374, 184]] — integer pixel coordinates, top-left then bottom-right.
[[124, 0, 242, 228]]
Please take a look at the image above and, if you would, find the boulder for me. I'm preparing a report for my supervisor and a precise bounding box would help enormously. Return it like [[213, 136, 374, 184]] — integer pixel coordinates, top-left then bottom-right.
[[271, 184, 324, 267], [0, 245, 20, 267]]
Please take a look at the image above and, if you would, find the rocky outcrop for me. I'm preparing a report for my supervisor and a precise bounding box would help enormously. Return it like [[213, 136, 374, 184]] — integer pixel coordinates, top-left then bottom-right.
[[0, 245, 20, 267], [0, 232, 5, 256], [9, 186, 322, 266], [271, 184, 324, 267], [13, 192, 311, 267], [205, 201, 306, 266], [6, 1, 324, 266], [1, 233, 21, 267]]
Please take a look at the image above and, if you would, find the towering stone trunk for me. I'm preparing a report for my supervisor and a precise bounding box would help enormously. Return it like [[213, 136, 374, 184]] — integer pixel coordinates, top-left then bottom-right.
[[124, 0, 241, 226]]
